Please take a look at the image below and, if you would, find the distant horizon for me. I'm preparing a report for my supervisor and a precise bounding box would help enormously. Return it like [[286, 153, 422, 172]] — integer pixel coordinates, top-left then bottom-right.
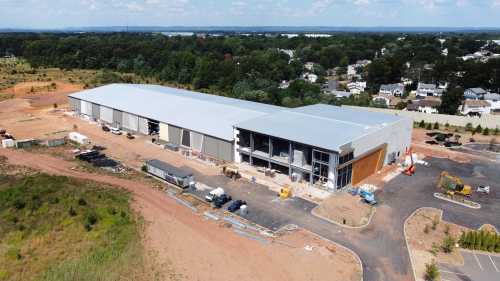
[[2, 25, 500, 34], [1, 1, 500, 30]]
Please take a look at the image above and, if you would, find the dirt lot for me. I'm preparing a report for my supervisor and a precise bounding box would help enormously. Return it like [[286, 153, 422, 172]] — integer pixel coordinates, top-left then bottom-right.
[[0, 148, 362, 281], [313, 192, 374, 227], [405, 208, 472, 281], [1, 81, 83, 108]]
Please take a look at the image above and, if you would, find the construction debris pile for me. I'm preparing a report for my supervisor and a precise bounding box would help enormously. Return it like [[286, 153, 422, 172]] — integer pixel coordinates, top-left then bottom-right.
[[425, 132, 462, 147]]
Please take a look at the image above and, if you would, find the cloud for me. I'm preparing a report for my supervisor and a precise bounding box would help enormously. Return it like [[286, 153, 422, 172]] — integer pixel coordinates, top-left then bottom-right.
[[307, 0, 334, 15], [125, 1, 144, 12]]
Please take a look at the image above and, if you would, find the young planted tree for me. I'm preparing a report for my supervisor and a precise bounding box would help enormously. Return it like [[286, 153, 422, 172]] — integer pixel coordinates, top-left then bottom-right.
[[442, 235, 455, 253], [419, 120, 426, 128], [433, 122, 439, 130], [425, 261, 439, 281]]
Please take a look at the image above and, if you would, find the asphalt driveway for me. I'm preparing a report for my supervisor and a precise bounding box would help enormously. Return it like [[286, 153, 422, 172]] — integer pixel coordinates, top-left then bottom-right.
[[439, 250, 500, 281], [179, 156, 500, 281]]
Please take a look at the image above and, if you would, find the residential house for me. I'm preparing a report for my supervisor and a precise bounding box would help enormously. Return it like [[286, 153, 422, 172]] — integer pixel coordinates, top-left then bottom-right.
[[401, 77, 413, 86], [372, 94, 399, 108], [347, 60, 371, 80], [406, 99, 441, 114], [379, 83, 405, 97], [460, 100, 491, 116], [321, 80, 338, 94], [304, 62, 315, 71], [327, 90, 353, 99], [464, 88, 487, 100], [416, 83, 443, 98], [484, 93, 500, 113], [347, 81, 367, 95], [302, 73, 318, 83], [279, 80, 290, 89]]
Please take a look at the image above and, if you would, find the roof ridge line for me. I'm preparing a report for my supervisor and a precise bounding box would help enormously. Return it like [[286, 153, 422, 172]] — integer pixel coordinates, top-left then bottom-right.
[[285, 109, 368, 129]]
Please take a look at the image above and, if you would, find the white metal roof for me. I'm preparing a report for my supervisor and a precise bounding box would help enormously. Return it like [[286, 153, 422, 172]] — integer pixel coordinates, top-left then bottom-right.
[[69, 84, 281, 141], [69, 84, 407, 151], [235, 104, 407, 152]]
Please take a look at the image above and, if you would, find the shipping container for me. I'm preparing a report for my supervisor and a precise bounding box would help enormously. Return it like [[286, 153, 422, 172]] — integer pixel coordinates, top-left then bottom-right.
[[145, 159, 194, 189]]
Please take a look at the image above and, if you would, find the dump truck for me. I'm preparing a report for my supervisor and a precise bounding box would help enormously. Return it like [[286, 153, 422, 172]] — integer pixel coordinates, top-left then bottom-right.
[[437, 171, 472, 196]]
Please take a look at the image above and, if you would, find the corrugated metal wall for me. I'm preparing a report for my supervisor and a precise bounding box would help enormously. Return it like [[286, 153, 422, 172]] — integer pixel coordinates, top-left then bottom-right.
[[68, 97, 80, 113], [122, 112, 139, 132], [190, 131, 204, 152], [159, 123, 169, 141], [91, 103, 100, 120], [100, 106, 113, 123], [168, 125, 182, 145], [113, 110, 122, 127], [138, 117, 149, 135], [203, 135, 233, 162], [80, 100, 92, 116]]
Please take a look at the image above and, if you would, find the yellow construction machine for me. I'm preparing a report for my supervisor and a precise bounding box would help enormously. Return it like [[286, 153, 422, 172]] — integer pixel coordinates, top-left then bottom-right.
[[279, 185, 292, 199], [437, 171, 472, 197]]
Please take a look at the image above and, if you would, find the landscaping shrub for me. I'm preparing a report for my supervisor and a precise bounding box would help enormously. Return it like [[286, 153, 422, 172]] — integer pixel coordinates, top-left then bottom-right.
[[458, 230, 500, 253], [425, 261, 439, 281], [419, 120, 426, 128], [441, 235, 455, 253], [483, 127, 489, 136], [433, 122, 439, 130], [426, 123, 432, 130]]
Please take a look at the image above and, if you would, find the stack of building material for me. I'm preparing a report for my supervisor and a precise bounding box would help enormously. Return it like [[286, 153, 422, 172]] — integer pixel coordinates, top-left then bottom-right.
[[1, 139, 15, 148]]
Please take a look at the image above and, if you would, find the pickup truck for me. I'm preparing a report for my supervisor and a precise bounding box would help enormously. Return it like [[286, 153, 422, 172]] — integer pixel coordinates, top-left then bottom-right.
[[205, 187, 225, 202]]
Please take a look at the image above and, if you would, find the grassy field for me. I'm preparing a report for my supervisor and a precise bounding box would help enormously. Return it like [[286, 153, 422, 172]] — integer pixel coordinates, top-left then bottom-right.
[[0, 167, 148, 281], [0, 58, 158, 93]]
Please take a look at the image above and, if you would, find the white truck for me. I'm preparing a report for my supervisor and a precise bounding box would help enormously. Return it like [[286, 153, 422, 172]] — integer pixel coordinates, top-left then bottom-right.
[[68, 132, 90, 145], [205, 187, 225, 202]]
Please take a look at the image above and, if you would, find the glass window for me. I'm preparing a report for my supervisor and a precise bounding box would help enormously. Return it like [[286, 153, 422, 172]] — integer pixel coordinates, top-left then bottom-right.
[[337, 164, 352, 189]]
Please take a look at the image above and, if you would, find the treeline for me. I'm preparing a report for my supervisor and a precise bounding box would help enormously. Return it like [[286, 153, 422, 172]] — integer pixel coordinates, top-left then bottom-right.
[[458, 230, 500, 253], [0, 33, 500, 108]]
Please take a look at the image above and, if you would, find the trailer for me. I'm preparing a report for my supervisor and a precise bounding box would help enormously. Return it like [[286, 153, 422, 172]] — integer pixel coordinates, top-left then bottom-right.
[[68, 132, 90, 145], [145, 159, 195, 189]]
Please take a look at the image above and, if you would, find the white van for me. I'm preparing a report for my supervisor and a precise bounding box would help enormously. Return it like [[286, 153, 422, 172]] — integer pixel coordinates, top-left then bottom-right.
[[205, 187, 225, 202], [110, 127, 122, 135]]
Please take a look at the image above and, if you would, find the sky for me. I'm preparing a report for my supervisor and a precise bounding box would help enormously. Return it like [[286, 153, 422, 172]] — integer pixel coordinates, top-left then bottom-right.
[[1, 0, 500, 29]]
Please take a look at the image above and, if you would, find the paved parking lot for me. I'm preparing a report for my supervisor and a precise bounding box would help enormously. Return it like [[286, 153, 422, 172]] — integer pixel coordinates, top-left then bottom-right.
[[439, 250, 500, 281], [187, 180, 317, 231]]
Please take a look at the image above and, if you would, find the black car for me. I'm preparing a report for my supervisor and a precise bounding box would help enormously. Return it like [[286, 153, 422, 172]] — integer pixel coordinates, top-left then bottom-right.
[[213, 194, 232, 208], [101, 125, 110, 132], [227, 200, 246, 212]]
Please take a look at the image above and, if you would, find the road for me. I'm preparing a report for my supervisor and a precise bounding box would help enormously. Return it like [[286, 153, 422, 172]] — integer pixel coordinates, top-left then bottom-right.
[[1, 148, 498, 281], [188, 157, 500, 281]]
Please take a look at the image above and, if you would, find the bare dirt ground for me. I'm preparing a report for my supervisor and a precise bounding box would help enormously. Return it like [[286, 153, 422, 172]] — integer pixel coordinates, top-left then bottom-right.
[[0, 148, 362, 281], [405, 208, 469, 281], [1, 81, 83, 108], [313, 192, 374, 227]]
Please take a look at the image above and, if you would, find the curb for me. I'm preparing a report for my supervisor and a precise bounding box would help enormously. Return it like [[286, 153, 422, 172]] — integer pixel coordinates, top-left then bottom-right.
[[310, 204, 376, 229], [433, 193, 481, 209], [403, 207, 444, 281]]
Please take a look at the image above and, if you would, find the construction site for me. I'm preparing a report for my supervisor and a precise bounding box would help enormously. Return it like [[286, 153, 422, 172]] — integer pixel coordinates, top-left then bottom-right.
[[68, 83, 413, 192], [1, 80, 499, 281]]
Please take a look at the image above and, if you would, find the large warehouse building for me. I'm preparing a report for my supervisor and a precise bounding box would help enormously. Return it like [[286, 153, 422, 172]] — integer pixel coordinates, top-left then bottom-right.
[[69, 84, 412, 191]]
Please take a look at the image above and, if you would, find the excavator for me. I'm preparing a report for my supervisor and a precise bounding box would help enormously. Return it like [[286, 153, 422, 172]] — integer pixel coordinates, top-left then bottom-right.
[[437, 171, 472, 197], [403, 148, 416, 176]]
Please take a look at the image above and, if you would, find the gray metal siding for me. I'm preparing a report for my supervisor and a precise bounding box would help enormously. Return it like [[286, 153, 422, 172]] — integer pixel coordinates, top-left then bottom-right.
[[113, 110, 123, 127], [203, 135, 233, 162], [168, 125, 182, 146], [218, 140, 233, 162], [138, 117, 149, 135], [68, 97, 80, 113], [91, 103, 100, 120], [122, 112, 139, 132], [100, 106, 113, 123]]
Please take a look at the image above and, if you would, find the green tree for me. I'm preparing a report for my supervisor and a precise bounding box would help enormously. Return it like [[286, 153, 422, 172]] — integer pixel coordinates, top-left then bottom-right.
[[419, 120, 426, 128], [474, 125, 483, 135], [433, 122, 439, 130], [439, 87, 464, 115], [483, 127, 490, 135], [465, 123, 473, 132]]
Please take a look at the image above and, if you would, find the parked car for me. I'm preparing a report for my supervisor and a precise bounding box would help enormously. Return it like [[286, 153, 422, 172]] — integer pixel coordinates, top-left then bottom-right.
[[126, 132, 135, 139], [110, 127, 122, 135], [213, 194, 232, 208], [227, 200, 246, 212], [477, 185, 490, 194], [101, 125, 110, 132]]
